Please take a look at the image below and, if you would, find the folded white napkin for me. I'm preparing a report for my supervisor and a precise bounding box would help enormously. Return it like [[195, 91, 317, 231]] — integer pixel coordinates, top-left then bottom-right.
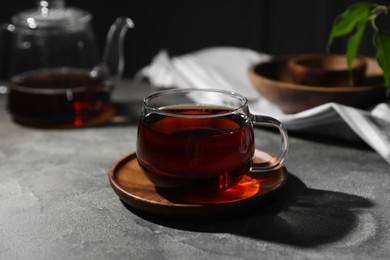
[[136, 47, 390, 164]]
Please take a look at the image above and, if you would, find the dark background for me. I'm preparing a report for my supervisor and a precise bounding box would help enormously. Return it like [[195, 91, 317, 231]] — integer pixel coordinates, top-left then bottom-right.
[[0, 0, 389, 78]]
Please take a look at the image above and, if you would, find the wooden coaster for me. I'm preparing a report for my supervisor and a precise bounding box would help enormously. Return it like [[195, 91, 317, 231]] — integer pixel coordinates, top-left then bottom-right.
[[109, 150, 288, 219]]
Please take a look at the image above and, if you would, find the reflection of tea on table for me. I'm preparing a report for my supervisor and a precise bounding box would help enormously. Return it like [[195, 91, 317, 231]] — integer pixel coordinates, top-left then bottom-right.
[[8, 68, 112, 127], [137, 105, 255, 192]]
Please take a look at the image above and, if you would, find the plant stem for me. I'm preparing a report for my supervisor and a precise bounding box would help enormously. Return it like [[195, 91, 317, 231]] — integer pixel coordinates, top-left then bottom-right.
[[370, 5, 389, 31], [370, 5, 389, 19]]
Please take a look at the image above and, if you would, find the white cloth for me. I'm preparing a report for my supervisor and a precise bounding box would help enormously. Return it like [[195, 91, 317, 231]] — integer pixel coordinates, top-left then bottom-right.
[[135, 47, 390, 164]]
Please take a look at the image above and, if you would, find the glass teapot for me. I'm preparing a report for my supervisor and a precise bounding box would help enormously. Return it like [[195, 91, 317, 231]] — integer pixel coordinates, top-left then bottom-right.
[[4, 0, 134, 127]]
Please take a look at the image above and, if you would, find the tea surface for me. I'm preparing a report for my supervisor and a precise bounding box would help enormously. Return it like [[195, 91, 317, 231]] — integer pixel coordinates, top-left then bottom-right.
[[137, 106, 255, 191]]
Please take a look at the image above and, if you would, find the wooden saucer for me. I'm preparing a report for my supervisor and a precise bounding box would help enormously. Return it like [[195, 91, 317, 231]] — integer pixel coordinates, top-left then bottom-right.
[[109, 150, 288, 219]]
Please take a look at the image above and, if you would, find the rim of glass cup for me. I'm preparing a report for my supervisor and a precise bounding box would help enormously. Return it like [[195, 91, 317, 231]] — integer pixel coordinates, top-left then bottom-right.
[[143, 88, 249, 118]]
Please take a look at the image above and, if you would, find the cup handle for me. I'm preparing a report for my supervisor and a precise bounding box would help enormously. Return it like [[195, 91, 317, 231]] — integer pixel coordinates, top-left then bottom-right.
[[251, 114, 289, 172]]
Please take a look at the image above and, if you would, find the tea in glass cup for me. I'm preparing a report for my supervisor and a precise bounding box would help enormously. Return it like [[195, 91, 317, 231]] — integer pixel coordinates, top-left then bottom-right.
[[136, 89, 288, 193]]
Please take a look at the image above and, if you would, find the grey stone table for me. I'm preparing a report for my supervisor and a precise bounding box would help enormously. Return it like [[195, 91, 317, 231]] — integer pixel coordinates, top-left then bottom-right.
[[1, 81, 390, 259]]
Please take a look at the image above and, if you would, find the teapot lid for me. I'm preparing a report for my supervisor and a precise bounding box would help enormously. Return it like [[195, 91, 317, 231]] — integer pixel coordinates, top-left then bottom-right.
[[12, 0, 91, 29]]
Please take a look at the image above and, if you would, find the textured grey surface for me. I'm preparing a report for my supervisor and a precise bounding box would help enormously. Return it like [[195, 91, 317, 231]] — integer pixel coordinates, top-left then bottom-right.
[[1, 81, 390, 259]]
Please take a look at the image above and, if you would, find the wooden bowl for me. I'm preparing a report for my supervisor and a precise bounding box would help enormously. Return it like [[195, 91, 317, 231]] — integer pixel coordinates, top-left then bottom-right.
[[287, 54, 367, 86], [248, 56, 387, 114]]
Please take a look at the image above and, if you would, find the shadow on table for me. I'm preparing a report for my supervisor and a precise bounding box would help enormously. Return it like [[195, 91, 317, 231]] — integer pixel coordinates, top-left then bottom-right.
[[125, 173, 374, 248]]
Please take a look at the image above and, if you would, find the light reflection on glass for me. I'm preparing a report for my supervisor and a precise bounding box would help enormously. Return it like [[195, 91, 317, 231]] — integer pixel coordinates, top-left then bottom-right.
[[27, 18, 37, 29]]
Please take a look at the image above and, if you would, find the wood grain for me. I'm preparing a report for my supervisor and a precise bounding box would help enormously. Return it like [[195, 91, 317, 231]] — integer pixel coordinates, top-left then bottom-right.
[[109, 150, 288, 219]]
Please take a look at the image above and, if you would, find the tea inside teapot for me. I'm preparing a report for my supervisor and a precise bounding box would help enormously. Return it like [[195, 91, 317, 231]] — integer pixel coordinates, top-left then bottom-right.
[[5, 0, 134, 127]]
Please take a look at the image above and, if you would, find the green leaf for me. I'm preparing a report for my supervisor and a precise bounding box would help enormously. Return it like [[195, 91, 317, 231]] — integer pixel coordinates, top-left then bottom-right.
[[374, 30, 390, 94], [327, 2, 374, 52], [347, 17, 368, 77]]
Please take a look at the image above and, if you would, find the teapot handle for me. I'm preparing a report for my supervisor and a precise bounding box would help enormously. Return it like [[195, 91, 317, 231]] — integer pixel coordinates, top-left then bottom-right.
[[100, 17, 134, 84]]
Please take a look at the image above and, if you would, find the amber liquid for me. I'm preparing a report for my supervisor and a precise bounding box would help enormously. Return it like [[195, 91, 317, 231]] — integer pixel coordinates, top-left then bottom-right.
[[8, 68, 112, 127], [136, 106, 255, 192]]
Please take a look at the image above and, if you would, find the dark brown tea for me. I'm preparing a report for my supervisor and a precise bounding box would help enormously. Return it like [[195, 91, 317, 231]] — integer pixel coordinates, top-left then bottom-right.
[[136, 106, 255, 192], [8, 68, 112, 127]]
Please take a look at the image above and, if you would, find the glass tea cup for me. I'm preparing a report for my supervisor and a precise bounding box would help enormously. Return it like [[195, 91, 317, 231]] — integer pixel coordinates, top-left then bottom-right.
[[136, 88, 288, 193]]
